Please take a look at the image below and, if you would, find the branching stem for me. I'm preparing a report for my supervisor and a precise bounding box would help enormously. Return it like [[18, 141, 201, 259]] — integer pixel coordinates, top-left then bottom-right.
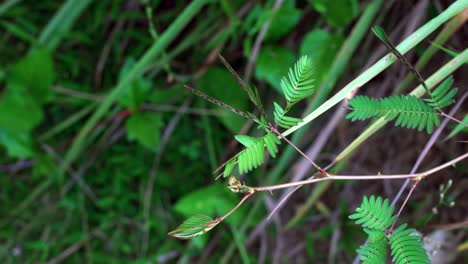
[[219, 191, 254, 222], [269, 126, 326, 173], [249, 152, 468, 192]]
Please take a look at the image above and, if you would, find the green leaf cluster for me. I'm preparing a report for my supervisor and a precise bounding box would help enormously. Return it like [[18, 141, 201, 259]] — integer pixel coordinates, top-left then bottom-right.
[[116, 58, 164, 151], [172, 55, 316, 239], [310, 0, 359, 27], [346, 77, 457, 133], [223, 132, 280, 177], [221, 55, 315, 178], [0, 48, 55, 158], [350, 195, 429, 264], [273, 55, 315, 129]]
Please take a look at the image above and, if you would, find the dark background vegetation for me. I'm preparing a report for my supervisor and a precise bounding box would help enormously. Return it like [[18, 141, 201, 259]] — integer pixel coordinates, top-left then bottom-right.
[[0, 0, 467, 263]]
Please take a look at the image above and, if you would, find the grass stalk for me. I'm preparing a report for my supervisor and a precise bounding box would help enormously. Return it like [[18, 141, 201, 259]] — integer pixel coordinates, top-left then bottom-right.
[[37, 0, 92, 51], [393, 9, 468, 94], [250, 152, 468, 191]]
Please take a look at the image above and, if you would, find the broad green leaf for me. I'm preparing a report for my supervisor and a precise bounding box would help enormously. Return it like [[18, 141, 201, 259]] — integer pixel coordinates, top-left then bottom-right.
[[242, 4, 264, 37], [265, 1, 301, 42], [197, 67, 249, 133], [0, 90, 43, 132], [168, 214, 219, 239], [117, 58, 152, 109], [0, 129, 34, 158], [255, 46, 296, 93], [446, 114, 468, 139], [174, 184, 246, 225], [300, 29, 344, 85], [310, 0, 359, 27], [33, 153, 57, 178], [0, 20, 36, 44], [125, 112, 163, 151], [8, 48, 55, 104], [234, 135, 259, 147], [147, 85, 182, 104]]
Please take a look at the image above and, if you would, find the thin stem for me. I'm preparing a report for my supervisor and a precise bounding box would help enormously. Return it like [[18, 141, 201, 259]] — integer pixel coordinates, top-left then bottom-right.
[[441, 112, 468, 127], [250, 152, 468, 192], [389, 180, 419, 232], [391, 92, 468, 207], [219, 192, 254, 222], [270, 126, 325, 173], [393, 9, 468, 94]]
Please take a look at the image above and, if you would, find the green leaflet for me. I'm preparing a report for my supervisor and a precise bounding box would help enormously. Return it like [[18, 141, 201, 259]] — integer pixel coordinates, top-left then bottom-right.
[[357, 233, 387, 264], [168, 214, 219, 239], [280, 55, 315, 107], [424, 77, 457, 109], [235, 135, 260, 147], [389, 224, 429, 264], [223, 132, 281, 178], [221, 55, 315, 178], [223, 159, 236, 178], [349, 195, 396, 231], [346, 95, 440, 133], [238, 138, 265, 174], [263, 132, 281, 158], [272, 55, 315, 129], [350, 196, 430, 264], [273, 102, 302, 129]]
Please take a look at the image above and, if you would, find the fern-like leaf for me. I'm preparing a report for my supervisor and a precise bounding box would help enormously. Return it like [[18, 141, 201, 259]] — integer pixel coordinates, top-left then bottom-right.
[[424, 77, 457, 110], [237, 138, 265, 174], [357, 230, 388, 264], [346, 95, 440, 133], [273, 102, 302, 129], [349, 195, 396, 231], [225, 133, 281, 177], [263, 132, 280, 158], [280, 55, 315, 106], [223, 159, 236, 178], [235, 135, 258, 147], [389, 224, 430, 264]]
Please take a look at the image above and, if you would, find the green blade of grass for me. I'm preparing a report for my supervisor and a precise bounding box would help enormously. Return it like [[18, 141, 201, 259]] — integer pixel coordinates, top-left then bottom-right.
[[37, 0, 92, 51], [0, 0, 22, 16], [393, 10, 467, 94]]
